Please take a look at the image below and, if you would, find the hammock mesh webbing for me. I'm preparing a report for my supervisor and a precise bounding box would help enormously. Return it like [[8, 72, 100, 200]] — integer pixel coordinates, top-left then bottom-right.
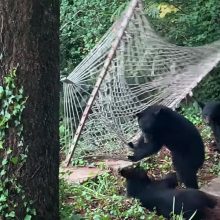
[[62, 0, 220, 164]]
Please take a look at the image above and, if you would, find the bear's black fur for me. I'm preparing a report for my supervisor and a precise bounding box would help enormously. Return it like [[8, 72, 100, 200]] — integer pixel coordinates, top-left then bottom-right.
[[120, 166, 217, 220], [199, 101, 220, 151], [128, 105, 205, 189]]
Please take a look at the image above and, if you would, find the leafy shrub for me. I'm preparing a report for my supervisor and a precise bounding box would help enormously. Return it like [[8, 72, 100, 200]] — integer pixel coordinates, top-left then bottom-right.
[[179, 102, 213, 142], [60, 0, 128, 75], [145, 0, 220, 46], [180, 102, 203, 126]]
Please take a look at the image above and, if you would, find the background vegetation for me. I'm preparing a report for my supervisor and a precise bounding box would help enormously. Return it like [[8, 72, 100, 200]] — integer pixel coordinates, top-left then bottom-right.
[[60, 0, 220, 101]]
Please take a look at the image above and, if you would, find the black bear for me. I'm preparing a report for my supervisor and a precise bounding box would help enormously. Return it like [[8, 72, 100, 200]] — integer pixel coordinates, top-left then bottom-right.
[[120, 166, 217, 220], [199, 101, 220, 151], [128, 105, 205, 189]]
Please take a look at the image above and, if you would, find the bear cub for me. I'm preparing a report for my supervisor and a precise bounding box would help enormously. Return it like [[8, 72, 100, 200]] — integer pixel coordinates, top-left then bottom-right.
[[128, 105, 205, 189], [120, 166, 217, 220], [199, 101, 220, 151]]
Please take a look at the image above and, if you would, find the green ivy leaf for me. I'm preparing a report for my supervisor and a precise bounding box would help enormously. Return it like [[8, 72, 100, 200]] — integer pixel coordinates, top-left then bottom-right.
[[0, 194, 7, 202], [0, 169, 6, 176], [7, 148, 12, 155], [8, 211, 16, 218], [11, 156, 19, 165], [2, 159, 8, 166], [0, 70, 32, 217], [24, 214, 32, 220], [0, 141, 3, 149], [0, 86, 4, 96]]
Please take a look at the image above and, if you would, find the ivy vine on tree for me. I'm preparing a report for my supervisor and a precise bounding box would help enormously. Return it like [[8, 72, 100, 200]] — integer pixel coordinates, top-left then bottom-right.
[[0, 70, 35, 219]]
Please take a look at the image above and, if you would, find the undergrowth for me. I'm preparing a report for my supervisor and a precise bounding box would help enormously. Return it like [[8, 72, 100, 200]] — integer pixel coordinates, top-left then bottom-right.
[[59, 158, 217, 220], [180, 102, 212, 141], [59, 171, 191, 220], [59, 172, 154, 220]]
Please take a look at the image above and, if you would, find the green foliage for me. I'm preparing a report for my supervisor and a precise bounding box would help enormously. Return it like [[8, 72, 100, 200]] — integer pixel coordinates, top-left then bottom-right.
[[179, 102, 214, 143], [60, 0, 128, 75], [60, 172, 162, 220], [72, 157, 89, 167], [210, 162, 220, 176], [145, 0, 220, 46], [194, 66, 220, 101], [200, 125, 212, 141], [59, 122, 66, 147], [207, 150, 220, 176], [140, 155, 173, 176], [60, 0, 220, 100], [60, 170, 195, 220], [0, 70, 35, 219], [180, 102, 203, 126]]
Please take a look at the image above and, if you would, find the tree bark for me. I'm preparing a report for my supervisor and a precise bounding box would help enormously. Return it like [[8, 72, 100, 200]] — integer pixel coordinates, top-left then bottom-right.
[[0, 1, 60, 219]]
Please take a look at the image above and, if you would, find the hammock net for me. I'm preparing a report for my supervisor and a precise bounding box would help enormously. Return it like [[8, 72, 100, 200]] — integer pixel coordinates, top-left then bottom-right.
[[62, 0, 220, 164]]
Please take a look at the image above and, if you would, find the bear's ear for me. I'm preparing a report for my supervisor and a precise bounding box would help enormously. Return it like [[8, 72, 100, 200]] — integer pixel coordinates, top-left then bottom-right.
[[198, 101, 205, 109]]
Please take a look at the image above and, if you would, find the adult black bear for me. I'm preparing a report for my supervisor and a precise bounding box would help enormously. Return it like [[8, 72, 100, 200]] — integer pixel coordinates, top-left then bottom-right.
[[120, 166, 217, 220], [128, 105, 205, 189], [199, 101, 220, 151]]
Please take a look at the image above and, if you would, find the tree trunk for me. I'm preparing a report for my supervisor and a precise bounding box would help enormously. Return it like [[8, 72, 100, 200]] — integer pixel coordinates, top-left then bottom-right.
[[0, 1, 60, 219]]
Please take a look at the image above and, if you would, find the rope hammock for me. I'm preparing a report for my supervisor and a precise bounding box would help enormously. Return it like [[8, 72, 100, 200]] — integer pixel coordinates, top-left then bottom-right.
[[62, 0, 220, 166]]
